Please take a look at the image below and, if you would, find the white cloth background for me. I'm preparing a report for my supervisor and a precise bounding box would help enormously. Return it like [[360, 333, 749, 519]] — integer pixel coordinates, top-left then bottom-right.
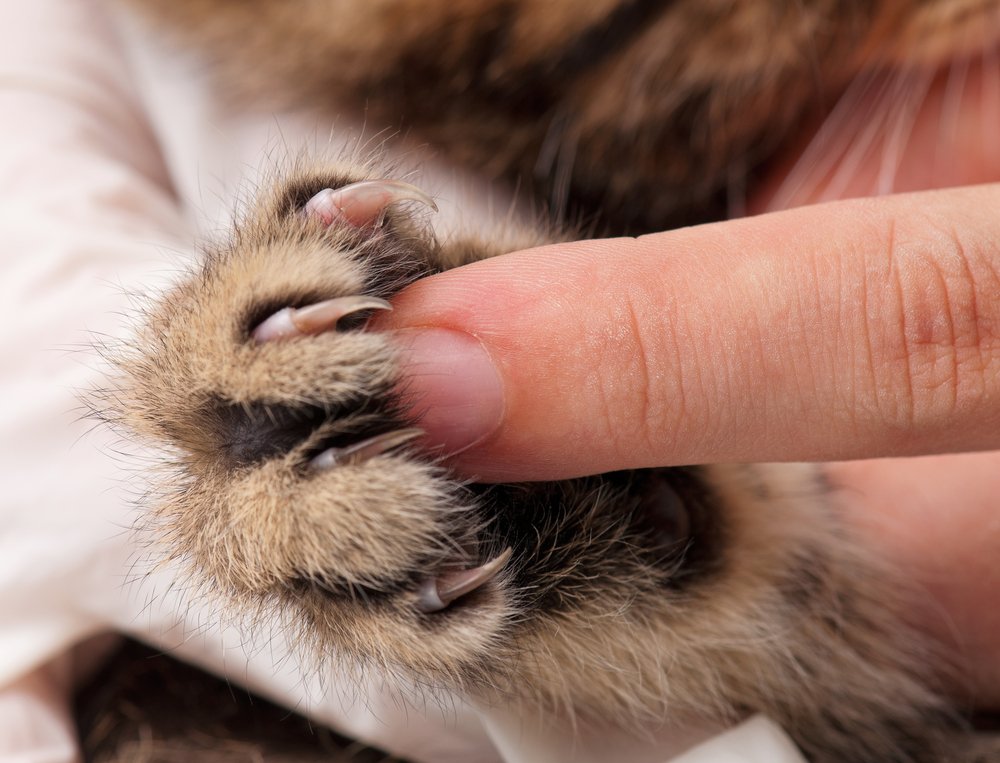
[[0, 1, 806, 761]]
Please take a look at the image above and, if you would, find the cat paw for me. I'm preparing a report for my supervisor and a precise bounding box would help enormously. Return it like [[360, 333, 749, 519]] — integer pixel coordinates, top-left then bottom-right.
[[109, 169, 962, 754], [117, 170, 513, 647]]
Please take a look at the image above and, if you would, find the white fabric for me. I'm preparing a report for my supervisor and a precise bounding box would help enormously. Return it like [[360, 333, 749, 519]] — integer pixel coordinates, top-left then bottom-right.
[[671, 717, 808, 763], [0, 0, 806, 760], [0, 659, 78, 763]]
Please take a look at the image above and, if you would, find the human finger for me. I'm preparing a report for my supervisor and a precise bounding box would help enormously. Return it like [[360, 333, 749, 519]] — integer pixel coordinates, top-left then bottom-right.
[[383, 185, 1000, 481]]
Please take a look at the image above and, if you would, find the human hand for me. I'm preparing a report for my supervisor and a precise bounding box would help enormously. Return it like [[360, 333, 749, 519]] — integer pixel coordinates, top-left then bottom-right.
[[380, 62, 1000, 705]]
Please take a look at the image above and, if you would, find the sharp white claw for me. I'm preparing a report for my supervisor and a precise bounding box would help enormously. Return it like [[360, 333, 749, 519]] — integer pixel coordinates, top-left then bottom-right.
[[309, 428, 423, 471], [417, 548, 513, 614], [252, 296, 392, 342], [303, 180, 438, 228]]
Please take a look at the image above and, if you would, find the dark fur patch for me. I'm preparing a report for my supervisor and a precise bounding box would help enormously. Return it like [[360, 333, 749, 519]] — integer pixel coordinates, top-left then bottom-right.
[[486, 0, 676, 109], [206, 400, 329, 468], [780, 546, 830, 610], [641, 467, 727, 585], [75, 639, 395, 762], [470, 467, 725, 614]]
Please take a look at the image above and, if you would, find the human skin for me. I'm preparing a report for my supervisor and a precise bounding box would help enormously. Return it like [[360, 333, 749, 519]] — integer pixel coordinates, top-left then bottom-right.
[[380, 62, 1000, 704]]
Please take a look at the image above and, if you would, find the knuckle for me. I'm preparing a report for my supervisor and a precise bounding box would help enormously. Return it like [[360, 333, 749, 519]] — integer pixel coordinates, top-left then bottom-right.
[[879, 219, 1000, 428], [593, 291, 674, 465]]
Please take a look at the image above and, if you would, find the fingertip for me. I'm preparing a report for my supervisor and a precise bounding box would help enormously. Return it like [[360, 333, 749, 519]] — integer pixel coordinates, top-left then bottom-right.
[[393, 327, 506, 458]]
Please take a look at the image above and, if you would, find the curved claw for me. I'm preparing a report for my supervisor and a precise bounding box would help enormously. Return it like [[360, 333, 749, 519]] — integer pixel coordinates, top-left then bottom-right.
[[252, 296, 392, 342], [417, 548, 513, 614], [303, 180, 438, 228], [309, 428, 423, 471]]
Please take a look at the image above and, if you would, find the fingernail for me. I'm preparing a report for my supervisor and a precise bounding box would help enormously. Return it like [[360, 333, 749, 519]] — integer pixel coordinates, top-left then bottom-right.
[[395, 329, 504, 455]]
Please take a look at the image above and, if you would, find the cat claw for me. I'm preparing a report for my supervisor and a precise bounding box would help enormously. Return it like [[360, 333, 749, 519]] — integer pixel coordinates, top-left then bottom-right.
[[416, 548, 513, 613], [303, 180, 438, 228], [252, 296, 392, 342], [309, 428, 423, 471]]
